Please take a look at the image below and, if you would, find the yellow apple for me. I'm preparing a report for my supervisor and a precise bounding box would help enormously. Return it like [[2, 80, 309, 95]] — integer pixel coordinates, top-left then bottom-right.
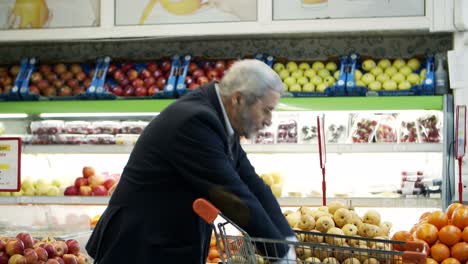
[[160, 0, 201, 15]]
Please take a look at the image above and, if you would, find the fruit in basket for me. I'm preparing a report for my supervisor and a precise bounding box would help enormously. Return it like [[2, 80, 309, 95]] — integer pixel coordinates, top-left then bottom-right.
[[415, 223, 438, 245], [368, 81, 381, 91], [286, 211, 302, 227], [392, 59, 406, 70], [327, 201, 346, 215], [23, 248, 38, 263], [52, 241, 68, 257], [323, 257, 340, 264], [382, 80, 397, 90], [362, 210, 381, 226], [91, 186, 108, 196], [342, 223, 358, 236], [398, 80, 412, 90], [334, 208, 351, 228], [35, 247, 48, 261], [361, 73, 375, 85], [63, 254, 79, 264], [407, 73, 420, 85], [79, 186, 92, 196], [377, 59, 391, 69], [16, 233, 33, 249], [431, 243, 450, 262], [74, 178, 88, 188], [316, 216, 335, 233], [428, 211, 449, 230], [64, 240, 80, 255], [370, 67, 383, 77], [326, 227, 345, 245], [399, 66, 412, 77], [362, 59, 376, 71], [298, 214, 316, 231], [391, 73, 405, 84], [82, 166, 95, 178], [43, 244, 56, 258], [343, 257, 361, 264], [6, 239, 25, 256], [0, 253, 8, 264], [46, 259, 60, 264], [64, 186, 79, 196], [8, 254, 26, 264], [451, 206, 468, 230]]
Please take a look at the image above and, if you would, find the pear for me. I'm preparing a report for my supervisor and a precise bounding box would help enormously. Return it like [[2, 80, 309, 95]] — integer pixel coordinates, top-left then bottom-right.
[[377, 221, 392, 237], [299, 206, 314, 216], [323, 257, 340, 264], [362, 210, 381, 226], [343, 258, 361, 264], [342, 223, 358, 236], [283, 210, 295, 217], [367, 236, 387, 249], [270, 171, 284, 184], [304, 257, 321, 263], [255, 254, 265, 264], [326, 227, 345, 245], [334, 208, 352, 228], [328, 201, 346, 215], [358, 223, 379, 238], [298, 214, 316, 231], [296, 247, 313, 259], [304, 230, 324, 243], [311, 210, 328, 221], [316, 216, 335, 233], [347, 235, 367, 248], [231, 256, 248, 263], [347, 210, 363, 226], [286, 211, 302, 228], [317, 206, 329, 214], [363, 258, 380, 264]]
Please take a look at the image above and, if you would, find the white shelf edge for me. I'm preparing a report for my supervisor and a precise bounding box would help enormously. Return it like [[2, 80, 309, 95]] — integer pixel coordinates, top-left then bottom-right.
[[277, 197, 442, 208], [0, 196, 110, 205], [22, 143, 443, 155]]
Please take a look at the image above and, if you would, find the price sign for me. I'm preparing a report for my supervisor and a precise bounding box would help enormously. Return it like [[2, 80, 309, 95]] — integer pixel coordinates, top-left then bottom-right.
[[0, 138, 21, 192]]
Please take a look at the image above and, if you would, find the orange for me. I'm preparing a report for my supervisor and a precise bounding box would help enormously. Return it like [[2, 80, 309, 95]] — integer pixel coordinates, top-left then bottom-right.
[[451, 242, 468, 263], [463, 227, 468, 242], [431, 243, 451, 262], [392, 230, 413, 251], [452, 206, 468, 230], [208, 248, 220, 259], [420, 212, 432, 221], [429, 211, 449, 230], [447, 203, 464, 220], [438, 225, 462, 246], [441, 258, 461, 264], [427, 258, 438, 264], [210, 257, 221, 263], [415, 223, 439, 245]]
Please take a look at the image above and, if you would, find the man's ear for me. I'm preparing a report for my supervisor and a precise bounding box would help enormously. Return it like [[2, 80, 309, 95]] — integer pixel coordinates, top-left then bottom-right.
[[231, 91, 242, 106]]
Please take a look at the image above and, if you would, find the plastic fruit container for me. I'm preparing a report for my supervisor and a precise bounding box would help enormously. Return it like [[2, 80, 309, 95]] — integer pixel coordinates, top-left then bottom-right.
[[92, 121, 121, 134], [277, 120, 298, 143], [64, 121, 93, 134], [120, 121, 148, 134], [115, 134, 139, 145], [30, 120, 65, 135], [56, 134, 86, 145], [417, 113, 441, 143], [255, 128, 275, 144], [350, 115, 378, 143], [398, 114, 420, 143], [31, 135, 56, 145], [86, 134, 116, 145], [375, 115, 398, 143]]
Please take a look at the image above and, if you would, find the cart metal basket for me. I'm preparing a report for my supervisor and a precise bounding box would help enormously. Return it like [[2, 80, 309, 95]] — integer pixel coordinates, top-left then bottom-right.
[[193, 198, 427, 264]]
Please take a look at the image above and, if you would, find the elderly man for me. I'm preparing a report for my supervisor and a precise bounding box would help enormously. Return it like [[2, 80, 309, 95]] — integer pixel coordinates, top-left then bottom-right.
[[87, 59, 295, 263]]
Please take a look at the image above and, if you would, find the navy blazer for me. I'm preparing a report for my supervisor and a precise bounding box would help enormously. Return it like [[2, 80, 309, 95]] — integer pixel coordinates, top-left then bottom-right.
[[86, 83, 294, 263]]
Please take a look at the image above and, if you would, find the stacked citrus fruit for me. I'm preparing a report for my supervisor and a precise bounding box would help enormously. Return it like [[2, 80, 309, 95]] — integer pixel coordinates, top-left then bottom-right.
[[392, 203, 468, 264]]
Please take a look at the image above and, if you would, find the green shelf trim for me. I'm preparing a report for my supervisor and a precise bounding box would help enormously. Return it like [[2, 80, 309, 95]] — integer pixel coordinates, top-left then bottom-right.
[[0, 96, 443, 114]]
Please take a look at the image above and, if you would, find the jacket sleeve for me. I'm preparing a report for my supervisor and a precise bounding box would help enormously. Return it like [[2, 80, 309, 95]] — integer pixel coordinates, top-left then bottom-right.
[[236, 146, 295, 238], [169, 113, 289, 258]]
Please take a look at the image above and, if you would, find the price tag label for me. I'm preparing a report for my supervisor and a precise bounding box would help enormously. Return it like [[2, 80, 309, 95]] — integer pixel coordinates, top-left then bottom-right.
[[455, 105, 466, 159], [0, 138, 21, 192]]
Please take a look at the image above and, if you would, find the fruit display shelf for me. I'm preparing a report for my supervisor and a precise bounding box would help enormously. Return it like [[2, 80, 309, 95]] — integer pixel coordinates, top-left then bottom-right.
[[0, 96, 443, 114], [21, 143, 443, 155]]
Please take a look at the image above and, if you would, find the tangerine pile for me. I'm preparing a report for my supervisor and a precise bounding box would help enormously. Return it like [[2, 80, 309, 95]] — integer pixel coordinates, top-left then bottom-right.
[[392, 203, 468, 264]]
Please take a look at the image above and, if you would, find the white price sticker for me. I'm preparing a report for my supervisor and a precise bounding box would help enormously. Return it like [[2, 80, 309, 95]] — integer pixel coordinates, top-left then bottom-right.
[[0, 138, 21, 192]]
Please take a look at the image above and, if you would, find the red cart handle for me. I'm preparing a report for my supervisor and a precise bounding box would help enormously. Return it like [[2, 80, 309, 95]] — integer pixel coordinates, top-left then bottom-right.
[[193, 198, 220, 224], [402, 241, 427, 264]]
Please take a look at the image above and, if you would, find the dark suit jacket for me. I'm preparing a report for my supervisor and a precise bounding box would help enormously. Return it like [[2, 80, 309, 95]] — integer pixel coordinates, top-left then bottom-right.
[[86, 83, 294, 263]]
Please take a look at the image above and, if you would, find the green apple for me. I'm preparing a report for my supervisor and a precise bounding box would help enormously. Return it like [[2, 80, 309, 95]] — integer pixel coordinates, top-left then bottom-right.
[[383, 80, 398, 90], [362, 59, 376, 71], [311, 76, 323, 86], [420, 69, 427, 80], [356, 80, 366, 87], [376, 74, 390, 84], [51, 179, 63, 188], [289, 83, 302, 92], [354, 69, 363, 81], [384, 67, 398, 77], [273, 63, 285, 73], [316, 83, 327, 93], [318, 69, 331, 78], [23, 187, 35, 196], [361, 73, 375, 85], [35, 179, 48, 188], [391, 73, 406, 84], [304, 69, 316, 79], [291, 70, 304, 79], [368, 81, 382, 91], [282, 83, 289, 92], [407, 73, 420, 85], [279, 69, 290, 80], [286, 61, 298, 72], [399, 66, 413, 77], [302, 83, 315, 92], [21, 178, 34, 191], [334, 71, 340, 80], [326, 62, 338, 72], [312, 61, 325, 71], [392, 58, 406, 70], [46, 186, 60, 196], [398, 80, 412, 90], [370, 67, 383, 77], [377, 59, 392, 69], [299, 62, 310, 71], [284, 76, 296, 87], [324, 76, 336, 86], [407, 58, 421, 71], [297, 76, 309, 86]]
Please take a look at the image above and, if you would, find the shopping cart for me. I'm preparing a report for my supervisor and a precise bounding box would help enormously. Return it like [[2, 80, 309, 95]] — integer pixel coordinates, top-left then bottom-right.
[[193, 198, 427, 264]]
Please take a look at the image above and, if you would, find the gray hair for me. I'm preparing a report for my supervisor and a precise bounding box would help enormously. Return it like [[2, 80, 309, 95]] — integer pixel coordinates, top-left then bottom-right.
[[219, 59, 283, 104]]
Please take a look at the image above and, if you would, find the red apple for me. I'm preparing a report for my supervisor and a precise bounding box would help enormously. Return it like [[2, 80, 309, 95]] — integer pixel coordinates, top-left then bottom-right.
[[63, 254, 78, 264], [52, 241, 68, 257], [79, 186, 92, 196], [0, 252, 8, 264], [53, 79, 64, 89], [118, 77, 130, 87], [148, 85, 158, 96], [64, 186, 79, 196], [152, 69, 163, 79], [197, 76, 209, 86], [6, 239, 24, 256], [126, 69, 138, 81], [139, 69, 151, 79], [70, 64, 82, 75], [206, 69, 218, 80], [31, 72, 43, 84], [24, 248, 38, 263], [135, 87, 147, 97], [44, 87, 57, 97], [87, 175, 104, 188], [103, 179, 116, 190], [201, 61, 212, 72], [113, 70, 124, 82], [74, 177, 88, 188], [37, 80, 50, 90], [107, 64, 117, 75], [10, 65, 20, 76], [188, 62, 198, 73], [46, 260, 60, 264], [59, 86, 73, 96], [66, 79, 79, 89], [0, 239, 5, 252], [82, 166, 95, 178], [123, 85, 134, 96], [214, 60, 226, 72], [192, 69, 204, 80], [121, 63, 134, 73], [154, 76, 166, 89], [188, 83, 200, 90], [65, 240, 79, 256], [77, 254, 88, 264], [39, 65, 52, 74], [91, 186, 108, 196], [45, 73, 58, 82], [160, 60, 172, 73], [35, 247, 48, 261], [8, 254, 26, 264], [53, 257, 65, 264], [143, 77, 155, 88], [83, 78, 92, 89], [73, 87, 85, 96], [111, 85, 124, 96], [2, 76, 12, 86], [42, 244, 56, 258], [60, 72, 73, 82], [147, 62, 158, 72], [185, 76, 193, 85], [132, 78, 144, 88], [16, 233, 34, 249], [75, 72, 86, 82], [29, 85, 40, 94], [54, 64, 67, 74]]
